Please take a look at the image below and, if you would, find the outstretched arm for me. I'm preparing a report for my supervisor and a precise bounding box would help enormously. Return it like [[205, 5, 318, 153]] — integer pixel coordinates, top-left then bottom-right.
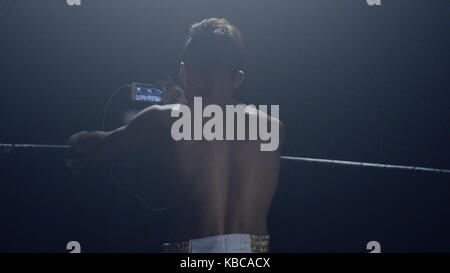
[[68, 106, 161, 160]]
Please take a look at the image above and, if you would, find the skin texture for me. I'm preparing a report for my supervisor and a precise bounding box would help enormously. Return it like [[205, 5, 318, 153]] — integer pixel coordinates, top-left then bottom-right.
[[68, 63, 284, 242]]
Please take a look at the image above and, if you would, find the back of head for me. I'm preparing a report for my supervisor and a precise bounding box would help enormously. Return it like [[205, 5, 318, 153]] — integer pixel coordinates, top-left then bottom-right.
[[182, 18, 244, 79]]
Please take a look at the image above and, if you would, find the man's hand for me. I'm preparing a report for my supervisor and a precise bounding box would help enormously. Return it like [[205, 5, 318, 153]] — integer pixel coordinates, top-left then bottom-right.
[[67, 130, 108, 158], [67, 131, 88, 154], [156, 75, 187, 104], [66, 131, 91, 176], [65, 129, 131, 175]]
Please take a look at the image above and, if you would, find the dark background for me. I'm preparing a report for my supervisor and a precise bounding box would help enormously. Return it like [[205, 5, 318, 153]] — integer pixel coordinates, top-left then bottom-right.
[[0, 0, 449, 252]]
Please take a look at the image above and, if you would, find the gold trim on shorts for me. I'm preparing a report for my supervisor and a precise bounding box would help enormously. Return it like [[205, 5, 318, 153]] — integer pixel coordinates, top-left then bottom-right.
[[251, 234, 270, 253]]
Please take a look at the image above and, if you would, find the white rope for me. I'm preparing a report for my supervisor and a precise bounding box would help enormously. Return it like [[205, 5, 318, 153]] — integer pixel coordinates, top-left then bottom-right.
[[281, 156, 450, 174], [1, 144, 448, 174], [0, 144, 71, 149]]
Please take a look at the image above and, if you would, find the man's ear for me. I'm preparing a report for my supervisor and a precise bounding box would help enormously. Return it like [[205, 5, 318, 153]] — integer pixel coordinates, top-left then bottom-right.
[[234, 70, 245, 89]]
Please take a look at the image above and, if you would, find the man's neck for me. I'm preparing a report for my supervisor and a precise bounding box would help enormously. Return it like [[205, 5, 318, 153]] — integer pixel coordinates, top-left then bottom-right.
[[188, 89, 239, 107]]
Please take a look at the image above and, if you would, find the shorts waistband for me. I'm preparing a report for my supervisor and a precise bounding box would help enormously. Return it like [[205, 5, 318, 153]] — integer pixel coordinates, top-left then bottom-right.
[[161, 234, 270, 253]]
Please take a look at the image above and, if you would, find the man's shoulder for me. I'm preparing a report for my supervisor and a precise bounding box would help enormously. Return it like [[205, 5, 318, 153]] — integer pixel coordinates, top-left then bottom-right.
[[134, 104, 180, 121], [243, 104, 284, 129], [243, 104, 285, 149], [140, 103, 180, 114], [131, 103, 284, 131], [126, 104, 180, 133]]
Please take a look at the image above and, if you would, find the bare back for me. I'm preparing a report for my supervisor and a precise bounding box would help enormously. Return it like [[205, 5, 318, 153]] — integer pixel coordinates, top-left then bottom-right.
[[148, 104, 283, 242]]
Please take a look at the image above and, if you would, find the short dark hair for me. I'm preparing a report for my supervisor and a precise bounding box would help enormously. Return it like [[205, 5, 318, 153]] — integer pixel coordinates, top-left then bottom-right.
[[182, 18, 244, 76]]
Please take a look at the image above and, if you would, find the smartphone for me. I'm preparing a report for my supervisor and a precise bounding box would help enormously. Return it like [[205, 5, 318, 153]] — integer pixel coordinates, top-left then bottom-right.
[[131, 82, 164, 103]]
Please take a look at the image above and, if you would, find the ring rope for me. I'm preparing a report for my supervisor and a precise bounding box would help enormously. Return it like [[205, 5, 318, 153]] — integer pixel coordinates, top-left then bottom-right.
[[1, 144, 448, 174], [281, 156, 450, 174]]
